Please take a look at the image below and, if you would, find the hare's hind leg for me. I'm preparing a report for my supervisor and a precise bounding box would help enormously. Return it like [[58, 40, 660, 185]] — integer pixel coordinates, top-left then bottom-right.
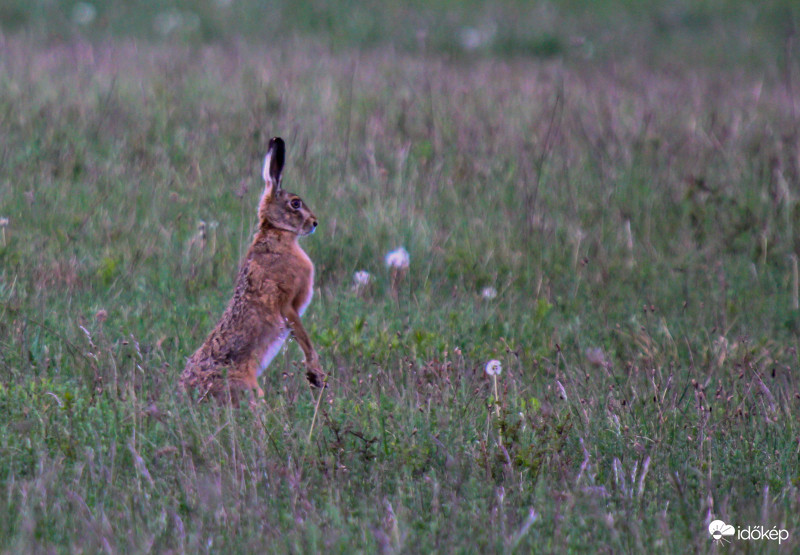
[[230, 356, 265, 399], [180, 360, 217, 402]]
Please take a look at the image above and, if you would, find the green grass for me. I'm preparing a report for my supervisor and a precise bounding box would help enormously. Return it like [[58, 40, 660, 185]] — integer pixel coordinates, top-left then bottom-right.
[[2, 1, 800, 552]]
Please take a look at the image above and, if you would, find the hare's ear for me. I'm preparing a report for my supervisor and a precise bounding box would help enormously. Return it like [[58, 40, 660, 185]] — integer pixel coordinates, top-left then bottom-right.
[[258, 137, 285, 221], [261, 137, 285, 198]]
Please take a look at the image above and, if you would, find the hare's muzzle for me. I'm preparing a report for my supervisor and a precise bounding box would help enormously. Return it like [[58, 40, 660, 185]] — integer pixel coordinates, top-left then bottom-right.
[[306, 217, 318, 235]]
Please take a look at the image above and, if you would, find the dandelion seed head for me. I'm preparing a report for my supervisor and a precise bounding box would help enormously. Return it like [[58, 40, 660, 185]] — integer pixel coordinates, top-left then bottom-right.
[[353, 270, 371, 286], [385, 247, 410, 270], [458, 25, 495, 51], [0, 217, 8, 227], [485, 359, 502, 376], [481, 286, 497, 300], [72, 2, 96, 26], [154, 9, 198, 36], [154, 10, 183, 36]]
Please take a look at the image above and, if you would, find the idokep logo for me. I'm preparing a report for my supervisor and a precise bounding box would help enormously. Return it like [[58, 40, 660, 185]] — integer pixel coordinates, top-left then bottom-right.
[[709, 520, 735, 545], [709, 519, 790, 546]]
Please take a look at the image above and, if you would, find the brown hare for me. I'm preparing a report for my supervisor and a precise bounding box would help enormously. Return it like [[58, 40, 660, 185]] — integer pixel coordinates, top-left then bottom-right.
[[180, 137, 325, 402]]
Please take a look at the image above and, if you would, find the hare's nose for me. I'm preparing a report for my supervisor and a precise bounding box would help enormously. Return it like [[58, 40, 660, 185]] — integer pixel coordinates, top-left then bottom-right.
[[312, 220, 318, 229]]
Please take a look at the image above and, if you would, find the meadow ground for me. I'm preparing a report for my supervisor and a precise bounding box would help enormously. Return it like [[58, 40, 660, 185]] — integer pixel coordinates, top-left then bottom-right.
[[2, 1, 800, 552]]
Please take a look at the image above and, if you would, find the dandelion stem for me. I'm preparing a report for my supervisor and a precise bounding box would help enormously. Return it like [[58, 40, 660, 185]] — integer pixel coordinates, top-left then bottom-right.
[[493, 374, 504, 446], [791, 254, 799, 310], [493, 375, 500, 414]]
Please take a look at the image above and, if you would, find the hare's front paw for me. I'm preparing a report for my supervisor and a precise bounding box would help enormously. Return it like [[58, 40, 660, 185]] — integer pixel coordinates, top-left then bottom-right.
[[306, 370, 325, 388], [305, 361, 326, 388]]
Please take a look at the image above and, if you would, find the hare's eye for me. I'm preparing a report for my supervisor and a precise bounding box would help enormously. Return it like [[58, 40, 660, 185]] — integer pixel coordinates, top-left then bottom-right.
[[290, 199, 302, 210]]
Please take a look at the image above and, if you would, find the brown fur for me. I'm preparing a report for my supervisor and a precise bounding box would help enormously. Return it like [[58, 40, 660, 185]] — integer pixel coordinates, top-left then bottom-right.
[[180, 137, 324, 402]]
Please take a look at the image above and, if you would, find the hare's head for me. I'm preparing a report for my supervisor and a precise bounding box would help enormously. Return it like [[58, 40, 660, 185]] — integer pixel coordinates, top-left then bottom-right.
[[258, 137, 318, 236]]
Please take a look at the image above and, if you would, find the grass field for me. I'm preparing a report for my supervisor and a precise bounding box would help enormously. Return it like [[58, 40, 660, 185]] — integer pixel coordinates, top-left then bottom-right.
[[2, 1, 800, 552]]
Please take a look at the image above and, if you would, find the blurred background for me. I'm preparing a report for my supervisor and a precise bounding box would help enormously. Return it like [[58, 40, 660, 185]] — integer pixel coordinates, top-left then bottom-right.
[[2, 0, 797, 66]]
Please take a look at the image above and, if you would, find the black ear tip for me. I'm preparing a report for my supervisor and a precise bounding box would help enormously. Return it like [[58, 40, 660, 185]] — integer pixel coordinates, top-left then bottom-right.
[[269, 137, 285, 152], [269, 137, 285, 167], [267, 137, 286, 182]]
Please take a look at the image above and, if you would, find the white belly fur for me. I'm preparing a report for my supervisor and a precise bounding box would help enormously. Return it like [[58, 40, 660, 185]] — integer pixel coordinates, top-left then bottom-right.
[[259, 249, 314, 375], [297, 248, 314, 316], [259, 329, 289, 376], [299, 270, 314, 315]]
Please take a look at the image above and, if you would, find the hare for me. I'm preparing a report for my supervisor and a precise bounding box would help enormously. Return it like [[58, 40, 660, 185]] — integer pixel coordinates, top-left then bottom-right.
[[180, 137, 325, 402]]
